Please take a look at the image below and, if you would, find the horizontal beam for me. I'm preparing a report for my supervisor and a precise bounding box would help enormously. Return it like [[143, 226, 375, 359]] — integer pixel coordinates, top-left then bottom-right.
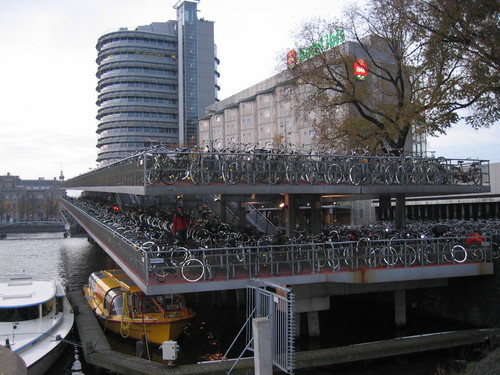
[[66, 181, 489, 199]]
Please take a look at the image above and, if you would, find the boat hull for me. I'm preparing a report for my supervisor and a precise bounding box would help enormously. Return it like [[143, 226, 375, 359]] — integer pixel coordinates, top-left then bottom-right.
[[27, 337, 69, 375], [93, 314, 192, 344], [0, 275, 74, 375], [25, 296, 74, 375]]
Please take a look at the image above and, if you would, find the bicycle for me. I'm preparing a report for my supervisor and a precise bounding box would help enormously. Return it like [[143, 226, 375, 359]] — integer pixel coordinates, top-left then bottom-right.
[[452, 160, 482, 185], [139, 242, 205, 283]]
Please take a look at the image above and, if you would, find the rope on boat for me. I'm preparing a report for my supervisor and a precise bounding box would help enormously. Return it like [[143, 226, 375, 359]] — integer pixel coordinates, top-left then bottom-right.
[[120, 292, 131, 338]]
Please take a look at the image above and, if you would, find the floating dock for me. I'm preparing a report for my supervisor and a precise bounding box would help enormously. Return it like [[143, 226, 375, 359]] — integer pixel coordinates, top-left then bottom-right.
[[68, 291, 500, 375]]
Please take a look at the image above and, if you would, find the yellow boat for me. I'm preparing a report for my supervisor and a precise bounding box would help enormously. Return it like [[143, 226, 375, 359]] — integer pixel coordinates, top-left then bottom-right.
[[83, 269, 195, 344]]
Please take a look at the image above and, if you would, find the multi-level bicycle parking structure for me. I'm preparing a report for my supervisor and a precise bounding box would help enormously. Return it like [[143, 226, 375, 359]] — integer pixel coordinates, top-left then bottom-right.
[[63, 147, 490, 198]]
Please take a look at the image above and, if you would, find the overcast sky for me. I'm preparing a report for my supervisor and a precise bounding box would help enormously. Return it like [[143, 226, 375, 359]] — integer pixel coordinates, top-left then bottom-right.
[[0, 0, 498, 180]]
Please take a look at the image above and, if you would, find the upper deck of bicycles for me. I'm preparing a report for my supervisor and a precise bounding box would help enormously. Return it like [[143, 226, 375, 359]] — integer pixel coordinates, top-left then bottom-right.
[[63, 150, 491, 198]]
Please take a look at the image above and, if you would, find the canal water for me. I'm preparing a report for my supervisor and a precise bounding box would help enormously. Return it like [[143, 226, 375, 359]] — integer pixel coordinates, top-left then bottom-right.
[[0, 233, 481, 374]]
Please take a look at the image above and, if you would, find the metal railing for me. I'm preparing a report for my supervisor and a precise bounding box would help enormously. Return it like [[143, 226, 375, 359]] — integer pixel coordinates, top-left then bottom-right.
[[246, 203, 279, 234], [63, 150, 490, 188], [61, 199, 495, 288], [62, 201, 148, 280], [246, 283, 295, 374]]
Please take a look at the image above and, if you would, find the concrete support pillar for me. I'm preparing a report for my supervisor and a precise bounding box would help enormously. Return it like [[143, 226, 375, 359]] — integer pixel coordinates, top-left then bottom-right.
[[284, 194, 298, 237], [294, 313, 301, 337], [307, 311, 320, 337], [237, 202, 246, 229], [253, 317, 272, 375], [379, 195, 391, 221], [394, 289, 406, 327], [394, 195, 406, 229], [220, 195, 227, 224], [293, 292, 329, 338], [309, 196, 321, 234]]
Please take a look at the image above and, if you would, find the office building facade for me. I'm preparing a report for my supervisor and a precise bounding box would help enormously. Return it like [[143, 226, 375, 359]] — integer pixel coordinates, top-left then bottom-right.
[[96, 0, 219, 165], [199, 35, 423, 155], [0, 173, 65, 222]]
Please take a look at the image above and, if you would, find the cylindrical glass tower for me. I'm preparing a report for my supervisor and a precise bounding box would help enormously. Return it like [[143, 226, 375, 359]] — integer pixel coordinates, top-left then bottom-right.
[[95, 1, 219, 165], [95, 25, 179, 165]]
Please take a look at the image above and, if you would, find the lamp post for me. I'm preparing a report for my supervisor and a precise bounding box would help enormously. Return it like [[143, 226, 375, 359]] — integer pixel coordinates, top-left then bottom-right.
[[205, 109, 216, 151]]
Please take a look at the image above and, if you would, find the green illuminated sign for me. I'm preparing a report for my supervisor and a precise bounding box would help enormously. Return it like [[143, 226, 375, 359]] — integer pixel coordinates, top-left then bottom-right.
[[291, 30, 345, 64]]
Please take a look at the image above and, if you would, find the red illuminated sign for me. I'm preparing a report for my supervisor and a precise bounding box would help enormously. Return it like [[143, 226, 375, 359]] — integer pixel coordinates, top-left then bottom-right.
[[287, 49, 297, 66], [353, 59, 368, 80]]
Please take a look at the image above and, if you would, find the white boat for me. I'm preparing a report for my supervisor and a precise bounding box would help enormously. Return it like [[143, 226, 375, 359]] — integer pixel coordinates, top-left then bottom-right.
[[0, 275, 74, 375]]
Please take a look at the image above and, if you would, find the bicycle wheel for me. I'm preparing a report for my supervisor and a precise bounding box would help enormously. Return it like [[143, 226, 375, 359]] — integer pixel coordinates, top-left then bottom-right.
[[312, 245, 327, 271], [492, 243, 500, 259], [146, 166, 162, 184], [303, 160, 318, 184], [469, 245, 484, 261], [409, 165, 424, 184], [221, 161, 242, 184], [384, 164, 396, 185], [452, 166, 462, 184], [267, 158, 285, 185], [170, 247, 191, 266], [162, 158, 179, 184], [327, 246, 341, 271], [153, 264, 167, 282], [349, 165, 362, 185], [400, 245, 417, 266], [442, 243, 454, 263], [425, 244, 437, 264], [139, 241, 156, 251], [181, 258, 205, 282], [380, 246, 398, 267], [470, 167, 481, 185], [425, 165, 438, 184], [285, 162, 300, 184], [356, 237, 370, 263], [451, 244, 467, 263], [189, 160, 201, 184], [326, 163, 343, 184]]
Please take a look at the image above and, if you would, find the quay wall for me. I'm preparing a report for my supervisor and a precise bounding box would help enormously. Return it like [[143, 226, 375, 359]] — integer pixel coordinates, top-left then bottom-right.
[[407, 259, 500, 328]]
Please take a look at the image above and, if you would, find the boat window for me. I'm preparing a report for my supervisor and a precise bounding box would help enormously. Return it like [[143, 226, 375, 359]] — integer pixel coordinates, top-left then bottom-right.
[[104, 288, 121, 314], [111, 295, 123, 315], [0, 305, 39, 321], [155, 294, 183, 312], [42, 299, 54, 317], [56, 296, 64, 313]]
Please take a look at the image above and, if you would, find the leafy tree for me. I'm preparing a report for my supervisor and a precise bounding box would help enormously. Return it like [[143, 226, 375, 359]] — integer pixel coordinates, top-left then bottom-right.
[[408, 0, 499, 128], [282, 0, 498, 154], [43, 197, 60, 220], [0, 196, 9, 222]]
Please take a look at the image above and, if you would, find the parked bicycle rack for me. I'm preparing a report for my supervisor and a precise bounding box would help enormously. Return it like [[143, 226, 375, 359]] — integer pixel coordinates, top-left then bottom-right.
[[61, 199, 495, 295], [63, 149, 490, 190]]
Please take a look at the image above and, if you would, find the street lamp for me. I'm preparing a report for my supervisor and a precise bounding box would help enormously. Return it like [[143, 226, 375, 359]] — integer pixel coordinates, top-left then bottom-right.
[[205, 109, 216, 151]]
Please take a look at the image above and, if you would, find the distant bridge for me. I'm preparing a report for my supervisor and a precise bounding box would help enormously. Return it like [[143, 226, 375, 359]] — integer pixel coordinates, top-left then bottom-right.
[[0, 221, 68, 234]]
